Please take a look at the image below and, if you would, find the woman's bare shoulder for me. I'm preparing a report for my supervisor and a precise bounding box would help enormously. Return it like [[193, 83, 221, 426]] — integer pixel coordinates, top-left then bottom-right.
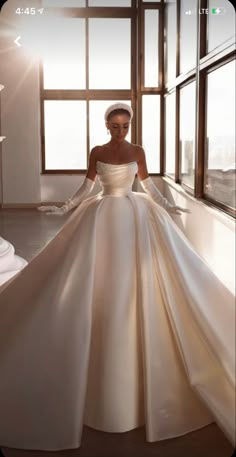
[[90, 145, 103, 154], [91, 144, 110, 161], [131, 143, 145, 160], [90, 145, 105, 159]]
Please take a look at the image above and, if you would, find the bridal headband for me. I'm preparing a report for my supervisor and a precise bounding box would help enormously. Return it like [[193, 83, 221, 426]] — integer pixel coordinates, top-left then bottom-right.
[[104, 103, 133, 121]]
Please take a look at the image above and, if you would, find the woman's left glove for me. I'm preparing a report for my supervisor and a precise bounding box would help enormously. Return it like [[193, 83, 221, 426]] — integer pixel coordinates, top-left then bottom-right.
[[140, 177, 191, 215], [167, 206, 191, 216]]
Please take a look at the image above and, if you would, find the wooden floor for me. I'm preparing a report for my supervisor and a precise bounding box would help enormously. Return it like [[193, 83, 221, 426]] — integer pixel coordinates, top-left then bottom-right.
[[0, 209, 234, 457], [0, 209, 68, 263], [1, 425, 234, 457]]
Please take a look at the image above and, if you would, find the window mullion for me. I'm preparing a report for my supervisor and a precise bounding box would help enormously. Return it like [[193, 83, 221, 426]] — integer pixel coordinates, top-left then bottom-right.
[[175, 88, 180, 183], [131, 14, 137, 144], [86, 15, 89, 165], [194, 0, 200, 198], [195, 0, 207, 198]]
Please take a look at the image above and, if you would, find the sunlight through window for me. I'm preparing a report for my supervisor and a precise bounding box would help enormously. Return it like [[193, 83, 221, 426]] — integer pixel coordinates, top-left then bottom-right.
[[205, 62, 235, 208], [144, 10, 159, 87], [43, 19, 86, 89], [44, 101, 87, 170], [165, 92, 176, 177], [179, 81, 196, 188], [89, 19, 131, 89], [142, 95, 160, 173]]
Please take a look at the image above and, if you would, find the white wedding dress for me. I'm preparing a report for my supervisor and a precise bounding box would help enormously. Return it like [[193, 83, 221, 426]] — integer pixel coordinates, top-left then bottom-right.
[[0, 161, 235, 451], [0, 237, 27, 286]]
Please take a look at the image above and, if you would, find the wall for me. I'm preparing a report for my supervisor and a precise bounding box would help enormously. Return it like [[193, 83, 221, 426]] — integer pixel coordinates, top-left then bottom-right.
[[0, 0, 42, 204]]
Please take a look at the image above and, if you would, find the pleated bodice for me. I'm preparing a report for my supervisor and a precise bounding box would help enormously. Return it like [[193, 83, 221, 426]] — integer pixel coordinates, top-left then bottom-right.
[[96, 160, 138, 196]]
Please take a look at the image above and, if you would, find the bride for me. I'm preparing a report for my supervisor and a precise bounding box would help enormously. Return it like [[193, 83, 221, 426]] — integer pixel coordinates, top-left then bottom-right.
[[0, 103, 235, 451]]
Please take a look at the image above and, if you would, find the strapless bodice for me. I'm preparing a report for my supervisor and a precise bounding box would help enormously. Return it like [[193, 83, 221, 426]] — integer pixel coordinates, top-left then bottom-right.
[[96, 161, 138, 196]]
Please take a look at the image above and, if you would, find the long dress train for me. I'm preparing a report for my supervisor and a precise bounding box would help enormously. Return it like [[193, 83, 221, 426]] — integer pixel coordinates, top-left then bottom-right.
[[0, 161, 235, 451]]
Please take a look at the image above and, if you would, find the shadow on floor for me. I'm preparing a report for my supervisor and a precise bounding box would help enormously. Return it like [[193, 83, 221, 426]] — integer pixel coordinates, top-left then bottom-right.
[[1, 423, 234, 457]]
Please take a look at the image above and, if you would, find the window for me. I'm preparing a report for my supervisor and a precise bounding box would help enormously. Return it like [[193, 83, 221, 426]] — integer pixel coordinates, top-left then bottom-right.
[[42, 3, 163, 175], [42, 8, 133, 172], [165, 0, 177, 85], [43, 19, 86, 90], [179, 0, 197, 74], [179, 81, 196, 189], [89, 19, 131, 89], [204, 61, 235, 208], [164, 0, 235, 216], [144, 10, 159, 87], [165, 91, 176, 178], [44, 101, 87, 170], [207, 0, 235, 53], [142, 95, 160, 173], [40, 1, 235, 216]]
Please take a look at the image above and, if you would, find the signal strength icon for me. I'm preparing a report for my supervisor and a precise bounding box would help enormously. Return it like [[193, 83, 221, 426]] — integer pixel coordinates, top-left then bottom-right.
[[185, 10, 192, 15]]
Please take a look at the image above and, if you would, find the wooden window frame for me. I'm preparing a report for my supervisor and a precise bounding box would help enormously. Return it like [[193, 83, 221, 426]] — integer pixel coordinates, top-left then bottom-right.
[[138, 1, 164, 176], [40, 0, 166, 177], [40, 2, 137, 175], [201, 56, 236, 218], [163, 0, 236, 217], [163, 89, 176, 181], [40, 0, 235, 217]]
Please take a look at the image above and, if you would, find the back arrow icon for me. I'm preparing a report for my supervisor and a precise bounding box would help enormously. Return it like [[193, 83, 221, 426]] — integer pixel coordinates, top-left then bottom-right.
[[14, 36, 21, 47]]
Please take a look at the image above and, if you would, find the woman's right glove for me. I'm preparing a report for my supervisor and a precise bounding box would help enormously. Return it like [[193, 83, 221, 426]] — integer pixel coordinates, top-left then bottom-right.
[[140, 177, 191, 215], [37, 177, 95, 215]]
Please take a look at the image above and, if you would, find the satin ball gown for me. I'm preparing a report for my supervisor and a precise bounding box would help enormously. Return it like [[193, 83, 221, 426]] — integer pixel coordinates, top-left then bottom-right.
[[0, 161, 235, 451], [0, 237, 27, 286]]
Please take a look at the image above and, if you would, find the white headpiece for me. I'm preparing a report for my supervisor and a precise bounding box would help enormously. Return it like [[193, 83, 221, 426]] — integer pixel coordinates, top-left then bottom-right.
[[104, 103, 133, 121]]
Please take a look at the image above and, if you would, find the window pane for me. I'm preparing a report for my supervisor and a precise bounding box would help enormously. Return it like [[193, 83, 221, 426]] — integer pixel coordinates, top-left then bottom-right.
[[204, 61, 235, 208], [142, 95, 160, 173], [208, 0, 235, 53], [89, 19, 131, 89], [165, 92, 176, 177], [44, 101, 87, 170], [42, 0, 85, 6], [179, 81, 196, 188], [144, 10, 159, 87], [180, 0, 197, 74], [89, 0, 131, 5], [166, 1, 176, 84], [43, 19, 85, 89], [89, 100, 131, 150]]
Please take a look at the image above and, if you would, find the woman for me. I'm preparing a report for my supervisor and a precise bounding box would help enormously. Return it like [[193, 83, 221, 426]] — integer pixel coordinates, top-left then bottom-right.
[[0, 103, 235, 451]]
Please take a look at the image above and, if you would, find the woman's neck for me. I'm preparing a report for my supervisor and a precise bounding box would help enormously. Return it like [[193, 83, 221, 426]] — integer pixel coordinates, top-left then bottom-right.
[[108, 139, 128, 149]]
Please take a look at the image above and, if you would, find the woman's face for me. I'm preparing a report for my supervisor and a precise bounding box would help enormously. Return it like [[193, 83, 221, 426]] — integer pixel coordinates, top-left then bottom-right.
[[106, 113, 130, 143]]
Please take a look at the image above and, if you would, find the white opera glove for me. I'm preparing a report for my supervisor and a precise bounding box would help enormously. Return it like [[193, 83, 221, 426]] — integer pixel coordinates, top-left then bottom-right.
[[37, 177, 95, 216], [140, 177, 191, 215]]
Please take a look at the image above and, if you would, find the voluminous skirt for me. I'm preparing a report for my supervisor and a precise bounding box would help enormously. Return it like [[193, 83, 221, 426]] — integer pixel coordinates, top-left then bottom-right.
[[0, 192, 235, 450]]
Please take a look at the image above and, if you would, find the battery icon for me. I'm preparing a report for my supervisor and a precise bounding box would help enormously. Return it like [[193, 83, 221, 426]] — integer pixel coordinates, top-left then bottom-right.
[[211, 7, 226, 14]]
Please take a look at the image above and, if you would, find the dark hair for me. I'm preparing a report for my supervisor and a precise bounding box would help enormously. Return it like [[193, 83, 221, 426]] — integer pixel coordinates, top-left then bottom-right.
[[107, 108, 131, 122]]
